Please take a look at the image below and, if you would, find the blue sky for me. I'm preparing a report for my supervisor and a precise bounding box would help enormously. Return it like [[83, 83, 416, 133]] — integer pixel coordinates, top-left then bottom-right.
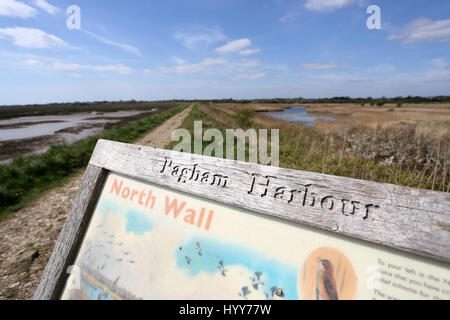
[[0, 0, 449, 105]]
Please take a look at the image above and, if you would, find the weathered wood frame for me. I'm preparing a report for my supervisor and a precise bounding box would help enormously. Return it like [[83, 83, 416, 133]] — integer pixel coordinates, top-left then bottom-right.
[[34, 139, 450, 300]]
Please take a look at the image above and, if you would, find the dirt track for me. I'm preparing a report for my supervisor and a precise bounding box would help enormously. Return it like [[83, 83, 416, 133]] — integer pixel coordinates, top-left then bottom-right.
[[0, 106, 192, 300]]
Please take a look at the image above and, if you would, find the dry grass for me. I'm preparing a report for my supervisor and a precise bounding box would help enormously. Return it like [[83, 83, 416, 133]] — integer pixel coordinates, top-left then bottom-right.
[[191, 103, 450, 192]]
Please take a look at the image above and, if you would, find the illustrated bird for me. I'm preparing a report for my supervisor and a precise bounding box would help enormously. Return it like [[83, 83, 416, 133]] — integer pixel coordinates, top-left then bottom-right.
[[250, 272, 264, 290], [195, 242, 202, 256], [270, 287, 277, 296], [113, 276, 120, 287], [264, 287, 278, 299], [315, 258, 339, 300], [217, 260, 227, 277], [238, 286, 251, 299]]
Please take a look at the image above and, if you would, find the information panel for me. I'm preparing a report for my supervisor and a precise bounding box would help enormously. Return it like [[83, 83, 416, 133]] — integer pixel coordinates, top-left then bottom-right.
[[61, 172, 450, 300]]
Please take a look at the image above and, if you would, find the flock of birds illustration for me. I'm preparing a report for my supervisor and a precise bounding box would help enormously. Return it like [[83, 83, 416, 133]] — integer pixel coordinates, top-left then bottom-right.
[[80, 224, 137, 289], [179, 241, 283, 300]]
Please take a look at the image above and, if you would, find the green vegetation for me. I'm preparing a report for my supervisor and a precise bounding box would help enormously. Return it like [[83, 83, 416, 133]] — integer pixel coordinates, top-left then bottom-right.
[[234, 109, 255, 127], [0, 105, 187, 219], [175, 104, 448, 192]]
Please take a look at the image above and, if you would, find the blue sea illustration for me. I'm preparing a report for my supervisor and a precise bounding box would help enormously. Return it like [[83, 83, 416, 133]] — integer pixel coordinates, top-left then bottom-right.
[[97, 197, 154, 235]]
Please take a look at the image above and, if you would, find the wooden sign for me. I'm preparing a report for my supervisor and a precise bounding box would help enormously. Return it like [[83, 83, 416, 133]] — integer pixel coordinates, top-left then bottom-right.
[[35, 139, 450, 300]]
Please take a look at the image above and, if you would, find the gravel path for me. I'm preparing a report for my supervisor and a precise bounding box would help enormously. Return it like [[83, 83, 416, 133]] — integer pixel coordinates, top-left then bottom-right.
[[0, 106, 192, 300]]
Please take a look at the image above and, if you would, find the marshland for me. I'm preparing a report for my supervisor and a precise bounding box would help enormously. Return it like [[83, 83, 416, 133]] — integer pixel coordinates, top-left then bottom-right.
[[0, 98, 449, 300], [0, 101, 179, 163], [175, 101, 450, 193]]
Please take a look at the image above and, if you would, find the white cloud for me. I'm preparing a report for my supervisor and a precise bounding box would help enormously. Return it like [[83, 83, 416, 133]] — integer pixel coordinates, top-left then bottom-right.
[[305, 0, 357, 12], [174, 26, 227, 50], [0, 27, 67, 48], [20, 57, 135, 75], [51, 61, 135, 74], [83, 30, 142, 56], [215, 39, 251, 54], [22, 58, 43, 67], [279, 11, 301, 23], [201, 57, 227, 66], [171, 56, 186, 65], [431, 58, 447, 70], [0, 0, 37, 18], [160, 56, 263, 76], [93, 64, 134, 74], [49, 61, 92, 71], [421, 68, 450, 83], [388, 18, 450, 44], [301, 62, 341, 70], [236, 58, 261, 68], [366, 63, 397, 74], [310, 73, 366, 81], [143, 68, 161, 76], [239, 48, 261, 56], [234, 72, 267, 80], [32, 0, 59, 15], [160, 57, 228, 74]]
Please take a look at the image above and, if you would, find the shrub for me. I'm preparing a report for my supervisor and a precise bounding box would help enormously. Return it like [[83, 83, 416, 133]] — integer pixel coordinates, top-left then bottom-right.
[[235, 109, 255, 128]]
